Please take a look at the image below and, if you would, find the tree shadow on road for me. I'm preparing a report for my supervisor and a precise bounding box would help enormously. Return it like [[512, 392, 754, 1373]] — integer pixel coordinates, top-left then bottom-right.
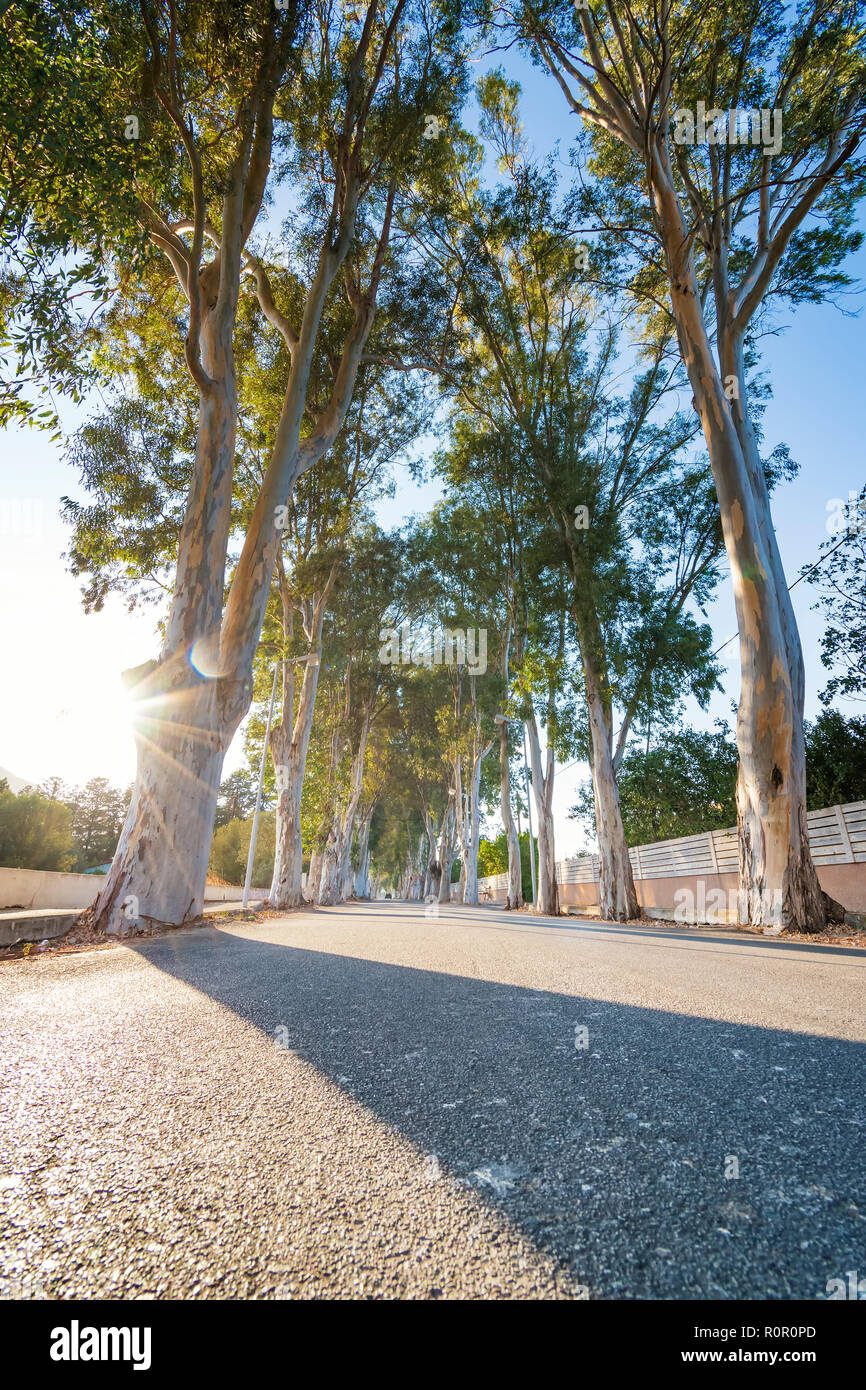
[[132, 923, 866, 1299]]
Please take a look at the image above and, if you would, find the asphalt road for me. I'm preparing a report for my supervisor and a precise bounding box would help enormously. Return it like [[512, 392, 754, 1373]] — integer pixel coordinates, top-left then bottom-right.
[[2, 902, 865, 1300]]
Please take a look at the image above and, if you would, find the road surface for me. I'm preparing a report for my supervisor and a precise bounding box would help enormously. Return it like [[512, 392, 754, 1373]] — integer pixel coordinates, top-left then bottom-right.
[[2, 902, 864, 1300]]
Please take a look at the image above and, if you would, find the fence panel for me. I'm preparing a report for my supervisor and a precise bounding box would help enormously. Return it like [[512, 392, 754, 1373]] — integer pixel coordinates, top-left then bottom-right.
[[476, 801, 866, 896]]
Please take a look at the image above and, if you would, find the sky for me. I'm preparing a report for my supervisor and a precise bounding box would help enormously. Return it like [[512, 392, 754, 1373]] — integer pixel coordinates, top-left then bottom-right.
[[1, 47, 864, 859]]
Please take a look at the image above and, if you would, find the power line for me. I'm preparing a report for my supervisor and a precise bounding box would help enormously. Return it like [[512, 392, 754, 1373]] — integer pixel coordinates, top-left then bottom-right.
[[709, 529, 852, 660], [554, 756, 584, 779]]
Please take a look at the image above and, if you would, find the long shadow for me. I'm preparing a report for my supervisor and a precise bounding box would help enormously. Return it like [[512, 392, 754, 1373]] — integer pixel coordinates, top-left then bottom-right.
[[455, 903, 866, 960], [366, 899, 866, 959], [133, 924, 866, 1299], [476, 917, 866, 961]]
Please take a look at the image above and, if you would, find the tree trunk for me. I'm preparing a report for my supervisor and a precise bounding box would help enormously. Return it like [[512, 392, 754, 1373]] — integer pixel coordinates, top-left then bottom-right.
[[581, 645, 638, 921], [269, 649, 324, 910], [420, 828, 432, 898], [655, 164, 825, 929], [438, 802, 456, 903], [319, 834, 339, 905], [353, 813, 372, 898], [421, 810, 440, 899], [564, 536, 639, 921], [524, 715, 560, 917], [427, 859, 442, 898], [461, 759, 484, 906], [319, 712, 370, 906], [499, 720, 523, 909], [719, 328, 825, 928], [93, 669, 230, 934], [307, 849, 324, 904], [586, 693, 639, 921], [92, 343, 240, 934], [269, 572, 335, 910], [340, 843, 356, 900]]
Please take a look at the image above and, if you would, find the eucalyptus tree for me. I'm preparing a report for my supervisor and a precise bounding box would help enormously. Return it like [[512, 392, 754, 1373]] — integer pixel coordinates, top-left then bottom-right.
[[259, 361, 426, 908], [418, 121, 725, 918], [350, 721, 399, 897], [515, 0, 866, 928], [33, 0, 471, 934], [0, 0, 146, 431], [302, 525, 404, 905], [405, 499, 509, 904], [430, 452, 528, 906], [394, 663, 456, 897]]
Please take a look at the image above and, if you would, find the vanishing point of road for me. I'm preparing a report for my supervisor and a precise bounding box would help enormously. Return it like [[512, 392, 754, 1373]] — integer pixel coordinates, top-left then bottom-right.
[[2, 902, 864, 1300]]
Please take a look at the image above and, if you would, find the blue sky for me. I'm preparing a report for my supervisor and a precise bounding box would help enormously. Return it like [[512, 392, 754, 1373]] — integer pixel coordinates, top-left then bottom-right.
[[1, 45, 863, 857]]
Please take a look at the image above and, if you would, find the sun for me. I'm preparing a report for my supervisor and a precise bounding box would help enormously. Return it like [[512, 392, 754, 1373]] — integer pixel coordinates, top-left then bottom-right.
[[50, 680, 141, 789]]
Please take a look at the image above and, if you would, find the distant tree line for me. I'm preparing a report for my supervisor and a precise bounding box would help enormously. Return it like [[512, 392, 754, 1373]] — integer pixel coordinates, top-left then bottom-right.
[[570, 711, 866, 849], [0, 777, 130, 873]]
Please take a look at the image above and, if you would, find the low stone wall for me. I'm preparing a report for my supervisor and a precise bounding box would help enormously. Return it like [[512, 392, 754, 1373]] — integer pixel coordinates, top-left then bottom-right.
[[0, 866, 267, 912], [478, 863, 866, 917]]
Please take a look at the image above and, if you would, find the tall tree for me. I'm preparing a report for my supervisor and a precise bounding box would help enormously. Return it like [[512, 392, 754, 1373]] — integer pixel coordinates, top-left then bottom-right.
[[517, 0, 866, 928], [64, 778, 132, 870], [420, 126, 725, 917], [265, 361, 426, 908], [0, 780, 77, 872], [36, 0, 470, 932]]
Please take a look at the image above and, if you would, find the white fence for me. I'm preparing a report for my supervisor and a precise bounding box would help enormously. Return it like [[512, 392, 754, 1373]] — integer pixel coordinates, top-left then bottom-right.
[[479, 801, 866, 892]]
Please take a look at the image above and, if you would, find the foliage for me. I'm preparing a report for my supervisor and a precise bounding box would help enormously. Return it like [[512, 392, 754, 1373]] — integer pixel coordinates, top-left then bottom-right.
[[805, 709, 866, 807], [570, 723, 739, 846], [63, 777, 131, 870], [476, 829, 536, 900], [214, 770, 261, 830], [0, 0, 150, 431], [804, 487, 866, 704], [570, 711, 866, 846], [209, 811, 275, 888], [0, 779, 77, 871]]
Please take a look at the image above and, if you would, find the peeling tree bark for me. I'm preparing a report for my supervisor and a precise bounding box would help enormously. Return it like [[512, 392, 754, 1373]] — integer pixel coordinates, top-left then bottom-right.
[[306, 848, 325, 905], [585, 672, 639, 922], [569, 569, 639, 922], [718, 328, 826, 927], [654, 165, 825, 930]]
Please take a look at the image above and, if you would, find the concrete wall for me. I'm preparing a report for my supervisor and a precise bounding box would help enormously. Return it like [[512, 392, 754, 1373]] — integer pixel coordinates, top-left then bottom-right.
[[0, 866, 267, 911], [478, 864, 866, 916]]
